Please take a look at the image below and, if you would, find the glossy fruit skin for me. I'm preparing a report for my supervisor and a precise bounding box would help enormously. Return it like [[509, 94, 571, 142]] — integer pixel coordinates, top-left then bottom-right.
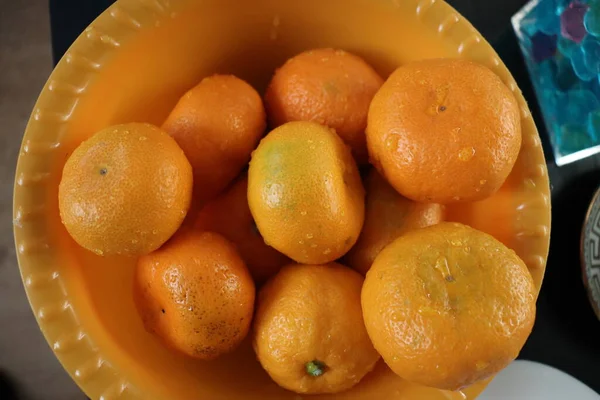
[[253, 262, 380, 394], [265, 48, 383, 164], [367, 58, 522, 204], [134, 230, 255, 360], [58, 123, 192, 256], [345, 170, 443, 274], [163, 74, 266, 205], [362, 222, 536, 391], [193, 175, 290, 285], [248, 121, 365, 264]]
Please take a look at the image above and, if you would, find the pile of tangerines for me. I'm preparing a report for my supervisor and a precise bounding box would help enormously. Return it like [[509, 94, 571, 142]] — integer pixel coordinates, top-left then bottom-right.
[[58, 49, 536, 394]]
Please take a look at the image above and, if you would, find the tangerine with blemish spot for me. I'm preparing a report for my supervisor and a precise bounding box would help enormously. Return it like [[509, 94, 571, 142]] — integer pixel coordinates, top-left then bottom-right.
[[248, 121, 365, 264], [134, 230, 255, 360], [361, 222, 536, 390]]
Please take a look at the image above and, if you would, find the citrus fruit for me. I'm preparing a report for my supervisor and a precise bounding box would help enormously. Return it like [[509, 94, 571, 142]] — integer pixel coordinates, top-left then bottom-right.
[[361, 222, 536, 390], [162, 74, 266, 205], [265, 48, 383, 163], [248, 121, 365, 264], [345, 169, 443, 274], [58, 123, 192, 256], [134, 230, 255, 360], [253, 262, 380, 394], [193, 174, 290, 285], [366, 58, 522, 203]]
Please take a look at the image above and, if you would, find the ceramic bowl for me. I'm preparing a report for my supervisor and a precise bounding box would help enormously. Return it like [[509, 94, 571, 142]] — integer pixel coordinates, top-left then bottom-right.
[[13, 0, 551, 398]]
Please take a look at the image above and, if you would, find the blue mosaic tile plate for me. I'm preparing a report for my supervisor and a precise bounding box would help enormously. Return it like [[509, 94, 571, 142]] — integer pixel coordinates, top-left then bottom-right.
[[513, 0, 600, 165]]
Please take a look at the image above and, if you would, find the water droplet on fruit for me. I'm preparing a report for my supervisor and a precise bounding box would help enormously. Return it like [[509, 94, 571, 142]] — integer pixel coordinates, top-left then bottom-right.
[[450, 239, 463, 246], [434, 256, 453, 282], [139, 136, 147, 141], [480, 179, 487, 185], [458, 147, 475, 161], [152, 230, 158, 235], [310, 243, 317, 248], [93, 249, 103, 256], [300, 210, 307, 216], [385, 136, 399, 150], [306, 233, 313, 239], [323, 248, 331, 255], [299, 240, 304, 245]]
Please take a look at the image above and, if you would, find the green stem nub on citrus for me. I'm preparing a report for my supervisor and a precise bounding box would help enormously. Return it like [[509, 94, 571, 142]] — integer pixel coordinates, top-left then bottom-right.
[[305, 360, 327, 377]]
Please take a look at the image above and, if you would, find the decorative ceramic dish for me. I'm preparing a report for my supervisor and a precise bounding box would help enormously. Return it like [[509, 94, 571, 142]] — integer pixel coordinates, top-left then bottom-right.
[[582, 185, 600, 320]]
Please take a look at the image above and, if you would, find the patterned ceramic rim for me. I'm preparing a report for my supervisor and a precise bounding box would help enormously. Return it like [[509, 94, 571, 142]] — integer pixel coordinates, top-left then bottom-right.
[[12, 0, 551, 398], [581, 187, 600, 320]]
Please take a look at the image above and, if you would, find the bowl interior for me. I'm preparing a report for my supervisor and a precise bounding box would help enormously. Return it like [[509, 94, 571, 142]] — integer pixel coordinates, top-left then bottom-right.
[[14, 0, 551, 399]]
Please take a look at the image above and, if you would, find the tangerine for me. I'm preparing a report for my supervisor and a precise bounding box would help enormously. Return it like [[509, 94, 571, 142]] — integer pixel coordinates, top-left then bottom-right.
[[58, 123, 192, 256], [248, 121, 365, 264], [361, 222, 536, 390], [253, 262, 380, 394], [134, 230, 255, 360], [163, 74, 266, 205], [265, 48, 383, 163], [193, 174, 290, 285], [345, 169, 443, 274], [366, 58, 521, 203]]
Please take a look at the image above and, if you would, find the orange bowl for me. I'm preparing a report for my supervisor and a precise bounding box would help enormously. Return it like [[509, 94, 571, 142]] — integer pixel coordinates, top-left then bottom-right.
[[13, 0, 551, 399]]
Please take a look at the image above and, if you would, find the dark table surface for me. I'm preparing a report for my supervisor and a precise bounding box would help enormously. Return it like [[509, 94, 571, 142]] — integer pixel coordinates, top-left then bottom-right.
[[48, 0, 600, 395]]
